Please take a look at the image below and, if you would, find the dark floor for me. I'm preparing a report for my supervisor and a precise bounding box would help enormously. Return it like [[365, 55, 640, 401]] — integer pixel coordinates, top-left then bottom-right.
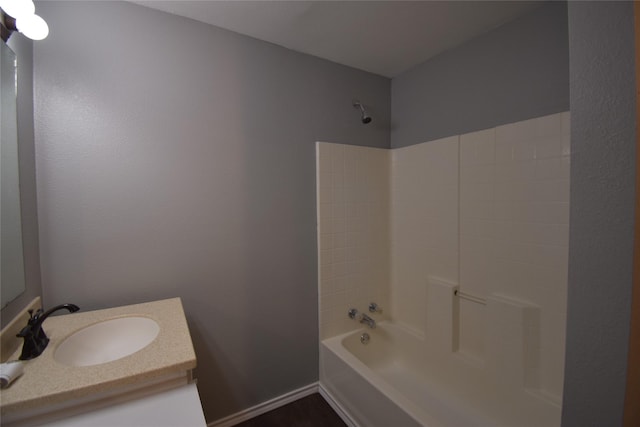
[[234, 393, 347, 427]]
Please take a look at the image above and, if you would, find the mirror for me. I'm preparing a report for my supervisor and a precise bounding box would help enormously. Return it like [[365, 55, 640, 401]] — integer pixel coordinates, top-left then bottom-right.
[[1, 41, 26, 309]]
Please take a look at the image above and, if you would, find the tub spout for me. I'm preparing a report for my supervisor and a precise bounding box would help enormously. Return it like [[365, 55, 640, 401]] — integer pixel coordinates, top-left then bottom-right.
[[359, 313, 376, 329]]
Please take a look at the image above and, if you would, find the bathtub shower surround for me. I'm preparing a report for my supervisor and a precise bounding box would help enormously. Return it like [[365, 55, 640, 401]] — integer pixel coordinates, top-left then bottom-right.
[[316, 111, 570, 426]]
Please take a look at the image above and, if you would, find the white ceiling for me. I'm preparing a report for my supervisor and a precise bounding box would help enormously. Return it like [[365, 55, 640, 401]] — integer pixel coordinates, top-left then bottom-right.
[[132, 1, 542, 78]]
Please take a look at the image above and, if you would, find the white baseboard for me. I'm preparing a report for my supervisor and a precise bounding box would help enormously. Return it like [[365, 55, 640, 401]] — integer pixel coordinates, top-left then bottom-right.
[[318, 384, 359, 427], [208, 383, 319, 427]]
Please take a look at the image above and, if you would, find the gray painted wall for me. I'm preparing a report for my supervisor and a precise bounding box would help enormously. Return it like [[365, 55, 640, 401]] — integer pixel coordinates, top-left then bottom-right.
[[1, 34, 43, 327], [563, 2, 636, 425], [391, 1, 569, 148], [33, 1, 389, 422]]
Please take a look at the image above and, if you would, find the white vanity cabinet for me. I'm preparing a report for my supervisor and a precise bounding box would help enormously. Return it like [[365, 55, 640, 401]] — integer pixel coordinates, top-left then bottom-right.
[[41, 383, 206, 427]]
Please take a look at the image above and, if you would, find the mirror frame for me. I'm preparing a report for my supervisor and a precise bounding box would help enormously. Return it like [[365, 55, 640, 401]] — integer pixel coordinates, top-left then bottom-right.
[[1, 41, 27, 310]]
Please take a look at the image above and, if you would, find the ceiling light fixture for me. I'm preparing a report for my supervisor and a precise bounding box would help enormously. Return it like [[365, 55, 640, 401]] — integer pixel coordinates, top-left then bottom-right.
[[0, 0, 49, 42]]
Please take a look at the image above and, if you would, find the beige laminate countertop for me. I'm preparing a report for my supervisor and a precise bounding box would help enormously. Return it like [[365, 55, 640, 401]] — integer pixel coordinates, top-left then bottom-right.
[[0, 298, 196, 416]]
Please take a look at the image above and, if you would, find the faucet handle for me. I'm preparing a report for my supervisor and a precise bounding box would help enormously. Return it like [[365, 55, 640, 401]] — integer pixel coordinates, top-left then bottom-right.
[[17, 309, 39, 336], [348, 308, 358, 319], [369, 303, 382, 313], [27, 309, 43, 323]]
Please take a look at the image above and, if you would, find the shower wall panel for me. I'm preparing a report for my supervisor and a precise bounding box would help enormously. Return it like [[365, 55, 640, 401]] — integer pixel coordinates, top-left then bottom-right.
[[458, 112, 570, 399], [317, 142, 390, 339], [390, 137, 459, 333]]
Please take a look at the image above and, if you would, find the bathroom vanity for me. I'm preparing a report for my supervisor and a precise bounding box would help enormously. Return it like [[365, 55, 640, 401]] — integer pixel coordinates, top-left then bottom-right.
[[0, 297, 206, 426]]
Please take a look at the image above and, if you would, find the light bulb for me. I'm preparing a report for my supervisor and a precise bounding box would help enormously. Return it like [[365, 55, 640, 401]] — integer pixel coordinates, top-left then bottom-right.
[[0, 0, 35, 19], [16, 13, 48, 40]]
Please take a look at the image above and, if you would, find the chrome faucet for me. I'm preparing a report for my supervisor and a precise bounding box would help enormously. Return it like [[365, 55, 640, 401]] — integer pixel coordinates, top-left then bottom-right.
[[17, 304, 80, 360], [359, 313, 376, 329]]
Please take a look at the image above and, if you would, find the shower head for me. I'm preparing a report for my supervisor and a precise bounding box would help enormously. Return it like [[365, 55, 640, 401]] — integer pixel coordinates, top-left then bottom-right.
[[353, 100, 372, 124]]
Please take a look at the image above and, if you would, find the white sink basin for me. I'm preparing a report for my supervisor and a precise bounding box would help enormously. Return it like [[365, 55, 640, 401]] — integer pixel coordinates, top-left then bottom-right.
[[54, 317, 160, 367]]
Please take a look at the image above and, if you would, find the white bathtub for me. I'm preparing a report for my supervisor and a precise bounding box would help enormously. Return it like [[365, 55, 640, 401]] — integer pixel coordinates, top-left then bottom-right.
[[320, 322, 560, 427]]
